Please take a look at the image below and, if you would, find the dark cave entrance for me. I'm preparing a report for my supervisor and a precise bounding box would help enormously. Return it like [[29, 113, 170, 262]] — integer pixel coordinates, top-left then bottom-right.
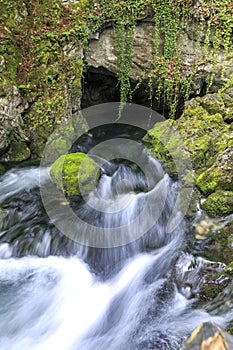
[[81, 66, 185, 118]]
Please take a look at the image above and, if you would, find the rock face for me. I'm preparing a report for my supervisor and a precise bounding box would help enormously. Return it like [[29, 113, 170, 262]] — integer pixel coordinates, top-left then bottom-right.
[[143, 89, 233, 217], [196, 147, 233, 194], [87, 24, 154, 82], [184, 322, 233, 350], [0, 86, 30, 162], [87, 22, 233, 95], [50, 152, 100, 197]]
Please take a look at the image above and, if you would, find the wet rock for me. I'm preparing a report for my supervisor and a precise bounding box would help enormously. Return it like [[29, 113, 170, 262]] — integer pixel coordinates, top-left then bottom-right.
[[204, 222, 233, 264], [194, 216, 219, 240], [184, 322, 233, 350]]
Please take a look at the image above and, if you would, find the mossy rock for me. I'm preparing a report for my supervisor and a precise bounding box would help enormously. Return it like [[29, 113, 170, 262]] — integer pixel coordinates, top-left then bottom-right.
[[142, 119, 191, 177], [143, 98, 230, 180], [196, 147, 233, 194], [199, 283, 224, 302], [7, 141, 31, 162], [50, 152, 100, 197], [201, 190, 233, 217], [0, 164, 5, 176], [204, 223, 233, 264]]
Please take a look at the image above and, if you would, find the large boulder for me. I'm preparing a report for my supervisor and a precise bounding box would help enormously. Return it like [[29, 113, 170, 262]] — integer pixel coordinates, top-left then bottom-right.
[[143, 91, 233, 217], [143, 100, 230, 178], [50, 152, 100, 197], [184, 322, 233, 350]]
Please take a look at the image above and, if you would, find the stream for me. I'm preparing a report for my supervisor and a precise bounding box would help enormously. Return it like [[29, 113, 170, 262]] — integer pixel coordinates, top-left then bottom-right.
[[0, 124, 231, 350]]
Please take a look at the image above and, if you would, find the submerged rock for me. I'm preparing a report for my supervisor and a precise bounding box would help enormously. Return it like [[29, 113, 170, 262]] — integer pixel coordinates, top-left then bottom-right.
[[50, 152, 100, 197], [184, 322, 233, 350]]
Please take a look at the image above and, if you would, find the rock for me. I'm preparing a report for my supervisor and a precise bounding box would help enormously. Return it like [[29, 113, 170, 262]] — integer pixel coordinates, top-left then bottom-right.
[[196, 147, 233, 195], [143, 100, 230, 178], [0, 86, 29, 160], [184, 322, 233, 350], [2, 141, 31, 162], [87, 23, 154, 82], [87, 22, 233, 95], [194, 216, 219, 240], [205, 222, 233, 264], [201, 191, 233, 217], [50, 152, 100, 197], [0, 164, 5, 176]]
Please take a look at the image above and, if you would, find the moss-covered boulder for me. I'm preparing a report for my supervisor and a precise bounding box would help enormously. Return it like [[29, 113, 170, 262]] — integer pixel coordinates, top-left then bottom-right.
[[7, 141, 31, 162], [201, 190, 233, 217], [196, 147, 233, 195], [184, 322, 233, 350], [204, 222, 233, 264], [143, 99, 231, 179], [50, 152, 100, 197]]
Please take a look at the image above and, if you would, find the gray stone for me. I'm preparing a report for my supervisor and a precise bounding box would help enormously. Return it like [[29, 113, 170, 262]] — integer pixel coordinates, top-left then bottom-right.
[[86, 22, 233, 95]]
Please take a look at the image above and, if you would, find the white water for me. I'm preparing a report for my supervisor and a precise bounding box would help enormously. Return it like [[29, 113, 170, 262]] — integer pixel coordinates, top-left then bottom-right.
[[0, 255, 225, 350], [0, 163, 230, 349]]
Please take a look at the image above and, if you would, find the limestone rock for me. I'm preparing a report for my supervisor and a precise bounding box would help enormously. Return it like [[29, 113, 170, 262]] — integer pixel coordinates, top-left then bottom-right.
[[87, 23, 154, 81], [0, 86, 29, 160], [87, 22, 233, 95]]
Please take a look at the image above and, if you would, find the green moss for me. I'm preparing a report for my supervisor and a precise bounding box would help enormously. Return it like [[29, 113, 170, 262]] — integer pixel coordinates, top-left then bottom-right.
[[50, 152, 100, 197], [199, 283, 223, 302], [196, 147, 233, 194], [201, 191, 233, 217], [223, 262, 233, 277], [8, 141, 31, 162], [143, 100, 230, 179], [205, 223, 233, 264], [196, 169, 223, 194], [0, 164, 6, 176], [143, 119, 191, 177]]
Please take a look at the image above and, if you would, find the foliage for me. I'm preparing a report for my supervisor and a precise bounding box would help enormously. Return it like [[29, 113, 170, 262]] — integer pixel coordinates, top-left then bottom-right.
[[0, 0, 232, 127], [0, 0, 86, 133]]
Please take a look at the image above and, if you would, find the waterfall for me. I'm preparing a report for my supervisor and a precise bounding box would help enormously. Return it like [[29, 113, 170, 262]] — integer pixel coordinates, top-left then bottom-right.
[[0, 126, 230, 350]]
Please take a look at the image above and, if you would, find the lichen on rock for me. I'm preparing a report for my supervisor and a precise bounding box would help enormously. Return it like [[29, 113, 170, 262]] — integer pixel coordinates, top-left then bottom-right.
[[50, 152, 100, 197]]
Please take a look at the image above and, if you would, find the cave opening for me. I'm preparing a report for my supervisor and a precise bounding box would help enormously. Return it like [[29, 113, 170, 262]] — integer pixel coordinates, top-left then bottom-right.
[[81, 66, 185, 118]]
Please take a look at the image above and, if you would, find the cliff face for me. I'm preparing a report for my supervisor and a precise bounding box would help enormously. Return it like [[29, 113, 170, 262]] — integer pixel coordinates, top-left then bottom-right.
[[0, 0, 232, 163], [87, 21, 233, 96]]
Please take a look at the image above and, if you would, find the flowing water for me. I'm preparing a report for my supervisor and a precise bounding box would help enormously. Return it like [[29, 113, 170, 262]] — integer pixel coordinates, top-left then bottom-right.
[[0, 127, 231, 350]]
